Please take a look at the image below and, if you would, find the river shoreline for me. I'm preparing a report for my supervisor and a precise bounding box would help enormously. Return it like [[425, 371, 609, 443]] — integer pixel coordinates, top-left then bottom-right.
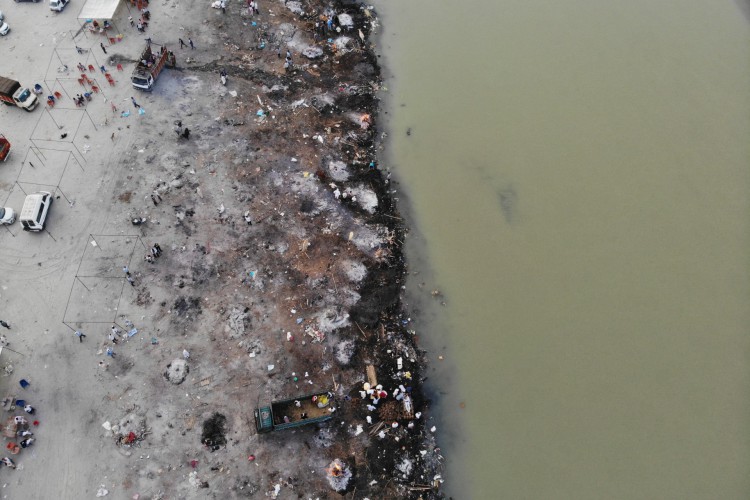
[[180, 0, 447, 497]]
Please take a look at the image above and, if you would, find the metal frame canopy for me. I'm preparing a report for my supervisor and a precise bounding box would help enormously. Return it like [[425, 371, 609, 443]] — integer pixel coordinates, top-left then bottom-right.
[[77, 0, 121, 20]]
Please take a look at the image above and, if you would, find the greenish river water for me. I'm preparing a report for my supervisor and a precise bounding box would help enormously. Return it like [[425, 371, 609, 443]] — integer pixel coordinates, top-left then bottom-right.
[[374, 0, 750, 498]]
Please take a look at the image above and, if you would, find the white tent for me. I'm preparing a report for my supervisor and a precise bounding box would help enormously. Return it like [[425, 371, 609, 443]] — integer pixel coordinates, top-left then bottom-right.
[[77, 0, 121, 20]]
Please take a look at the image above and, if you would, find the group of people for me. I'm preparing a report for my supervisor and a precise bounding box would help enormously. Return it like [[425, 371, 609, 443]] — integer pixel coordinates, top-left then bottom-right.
[[91, 20, 111, 31], [129, 8, 150, 32], [74, 93, 91, 107], [313, 13, 340, 41], [108, 325, 122, 345], [283, 49, 293, 71], [144, 243, 162, 263], [2, 405, 39, 469]]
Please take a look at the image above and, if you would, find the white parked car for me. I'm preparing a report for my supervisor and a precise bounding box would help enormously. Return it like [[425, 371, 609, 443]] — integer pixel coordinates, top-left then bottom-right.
[[0, 207, 16, 225], [0, 22, 9, 36], [0, 10, 5, 21], [49, 0, 69, 12]]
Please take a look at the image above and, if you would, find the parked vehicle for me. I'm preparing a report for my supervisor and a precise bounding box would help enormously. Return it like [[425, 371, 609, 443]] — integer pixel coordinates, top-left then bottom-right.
[[131, 44, 176, 91], [254, 391, 335, 434], [14, 0, 42, 3], [0, 77, 39, 111], [0, 22, 9, 36], [0, 135, 10, 162], [0, 208, 15, 225], [19, 191, 52, 232], [49, 0, 68, 12], [0, 10, 5, 21]]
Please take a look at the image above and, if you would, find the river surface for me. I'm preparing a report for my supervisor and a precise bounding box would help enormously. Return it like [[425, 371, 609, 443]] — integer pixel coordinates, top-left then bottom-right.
[[373, 0, 750, 498]]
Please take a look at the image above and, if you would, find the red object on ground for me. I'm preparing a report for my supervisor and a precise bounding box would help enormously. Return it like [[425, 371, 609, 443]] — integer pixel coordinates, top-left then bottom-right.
[[0, 135, 10, 162], [248, 455, 255, 461], [32, 420, 39, 426], [190, 460, 198, 468]]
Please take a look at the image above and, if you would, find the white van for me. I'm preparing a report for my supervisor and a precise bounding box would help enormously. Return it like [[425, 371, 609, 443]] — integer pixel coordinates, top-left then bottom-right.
[[20, 191, 52, 232], [49, 0, 69, 12]]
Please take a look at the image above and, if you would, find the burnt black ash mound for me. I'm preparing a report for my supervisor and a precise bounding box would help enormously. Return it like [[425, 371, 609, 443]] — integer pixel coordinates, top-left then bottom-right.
[[201, 412, 227, 451]]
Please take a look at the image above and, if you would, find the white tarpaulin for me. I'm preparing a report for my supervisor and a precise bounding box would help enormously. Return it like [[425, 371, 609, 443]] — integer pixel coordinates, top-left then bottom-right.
[[78, 0, 121, 20]]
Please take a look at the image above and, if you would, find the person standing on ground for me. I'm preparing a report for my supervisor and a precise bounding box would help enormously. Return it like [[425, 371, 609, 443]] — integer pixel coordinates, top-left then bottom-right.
[[179, 38, 186, 48], [127, 276, 135, 286], [131, 97, 140, 109], [112, 325, 122, 337], [0, 321, 10, 330], [123, 265, 130, 275], [108, 333, 119, 344], [2, 457, 15, 469], [189, 38, 195, 49], [100, 42, 107, 54], [75, 330, 86, 342], [106, 347, 116, 358], [23, 405, 34, 415], [183, 349, 190, 359]]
